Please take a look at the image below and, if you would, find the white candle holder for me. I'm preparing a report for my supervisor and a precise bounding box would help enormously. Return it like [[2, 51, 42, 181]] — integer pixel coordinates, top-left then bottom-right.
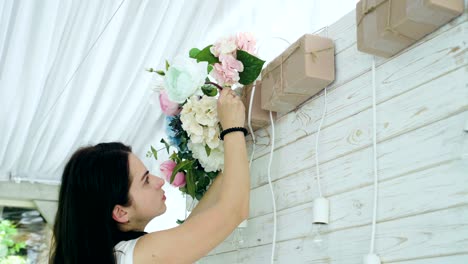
[[313, 197, 329, 224]]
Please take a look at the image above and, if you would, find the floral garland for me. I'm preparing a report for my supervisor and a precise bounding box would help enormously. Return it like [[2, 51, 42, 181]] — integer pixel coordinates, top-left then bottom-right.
[[147, 33, 264, 200]]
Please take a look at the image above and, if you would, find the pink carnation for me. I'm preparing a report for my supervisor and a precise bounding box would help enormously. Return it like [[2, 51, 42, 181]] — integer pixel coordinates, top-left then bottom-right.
[[159, 89, 181, 116], [210, 54, 244, 86], [236, 32, 256, 54], [160, 160, 186, 187]]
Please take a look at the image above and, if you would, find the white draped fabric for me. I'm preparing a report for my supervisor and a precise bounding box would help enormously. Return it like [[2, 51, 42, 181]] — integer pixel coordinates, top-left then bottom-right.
[[0, 0, 355, 183]]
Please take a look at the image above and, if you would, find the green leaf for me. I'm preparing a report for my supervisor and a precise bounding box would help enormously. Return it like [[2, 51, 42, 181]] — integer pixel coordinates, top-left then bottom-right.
[[206, 170, 220, 180], [237, 50, 265, 85], [195, 45, 219, 64], [207, 64, 214, 73], [169, 151, 178, 161], [165, 60, 170, 71], [201, 85, 218, 97], [155, 70, 165, 76], [204, 145, 211, 156], [150, 146, 158, 160], [189, 48, 201, 58], [160, 138, 170, 154], [170, 160, 193, 184], [186, 168, 196, 198], [176, 219, 185, 224], [197, 176, 210, 189]]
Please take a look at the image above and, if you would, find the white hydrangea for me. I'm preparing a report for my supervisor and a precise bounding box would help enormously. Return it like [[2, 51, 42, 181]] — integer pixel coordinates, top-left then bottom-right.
[[180, 95, 221, 149], [180, 95, 224, 172], [188, 141, 224, 172]]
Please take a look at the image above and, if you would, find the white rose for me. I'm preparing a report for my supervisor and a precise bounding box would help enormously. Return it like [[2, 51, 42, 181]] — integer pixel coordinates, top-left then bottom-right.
[[164, 56, 208, 103]]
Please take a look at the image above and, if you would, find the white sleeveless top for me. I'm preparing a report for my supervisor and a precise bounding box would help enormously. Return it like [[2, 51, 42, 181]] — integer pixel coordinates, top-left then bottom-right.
[[114, 238, 139, 264]]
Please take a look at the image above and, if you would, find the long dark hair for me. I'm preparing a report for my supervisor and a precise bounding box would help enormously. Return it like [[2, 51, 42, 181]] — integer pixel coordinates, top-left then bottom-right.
[[50, 142, 145, 264]]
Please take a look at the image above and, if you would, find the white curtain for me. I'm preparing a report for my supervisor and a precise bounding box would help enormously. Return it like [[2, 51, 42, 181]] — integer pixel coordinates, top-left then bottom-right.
[[0, 0, 356, 183]]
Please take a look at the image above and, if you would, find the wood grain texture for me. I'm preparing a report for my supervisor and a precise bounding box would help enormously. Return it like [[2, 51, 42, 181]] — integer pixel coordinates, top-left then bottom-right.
[[210, 157, 468, 255], [200, 1, 468, 263], [248, 12, 467, 163], [203, 206, 468, 263]]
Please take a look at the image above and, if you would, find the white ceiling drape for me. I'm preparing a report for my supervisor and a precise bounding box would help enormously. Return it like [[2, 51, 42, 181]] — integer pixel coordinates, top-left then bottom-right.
[[0, 0, 356, 184]]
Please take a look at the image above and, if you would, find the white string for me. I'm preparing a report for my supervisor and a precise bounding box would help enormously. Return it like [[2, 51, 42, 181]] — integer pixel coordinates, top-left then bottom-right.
[[255, 36, 291, 264], [267, 110, 277, 263], [314, 87, 327, 198], [369, 56, 379, 254], [245, 77, 276, 264], [247, 84, 257, 168], [314, 26, 329, 198]]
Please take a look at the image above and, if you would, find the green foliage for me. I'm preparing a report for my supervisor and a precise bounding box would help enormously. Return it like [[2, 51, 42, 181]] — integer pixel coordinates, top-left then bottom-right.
[[146, 145, 158, 160], [0, 256, 26, 264], [204, 145, 211, 157], [207, 64, 214, 73], [155, 70, 165, 76], [0, 220, 26, 260], [160, 138, 170, 154], [201, 84, 218, 97], [192, 45, 219, 64], [237, 50, 265, 85], [189, 48, 201, 58], [170, 160, 194, 184], [165, 60, 170, 71]]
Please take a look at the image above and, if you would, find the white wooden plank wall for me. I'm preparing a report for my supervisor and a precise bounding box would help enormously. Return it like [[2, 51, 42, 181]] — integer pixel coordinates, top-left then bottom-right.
[[200, 2, 468, 263]]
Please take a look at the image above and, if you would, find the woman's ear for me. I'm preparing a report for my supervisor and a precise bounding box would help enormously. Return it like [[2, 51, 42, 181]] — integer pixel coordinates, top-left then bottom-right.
[[112, 205, 129, 224]]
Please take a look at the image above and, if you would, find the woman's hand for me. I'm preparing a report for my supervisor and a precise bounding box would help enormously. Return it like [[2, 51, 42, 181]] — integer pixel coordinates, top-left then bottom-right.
[[217, 88, 245, 129]]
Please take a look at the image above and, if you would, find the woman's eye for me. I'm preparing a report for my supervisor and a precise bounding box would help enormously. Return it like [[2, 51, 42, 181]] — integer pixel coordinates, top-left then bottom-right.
[[145, 176, 150, 184]]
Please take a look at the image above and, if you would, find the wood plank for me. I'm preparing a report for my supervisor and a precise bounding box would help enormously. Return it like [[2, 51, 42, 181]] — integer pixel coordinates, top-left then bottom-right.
[[34, 200, 58, 226], [210, 159, 468, 255], [203, 206, 468, 263], [248, 73, 468, 220], [0, 181, 59, 201], [0, 198, 35, 208], [248, 13, 467, 161], [249, 65, 468, 190], [389, 254, 468, 264], [317, 9, 356, 54], [201, 5, 468, 263]]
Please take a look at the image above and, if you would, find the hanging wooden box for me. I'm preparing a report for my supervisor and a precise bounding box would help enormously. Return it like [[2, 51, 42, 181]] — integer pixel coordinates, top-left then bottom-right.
[[261, 34, 335, 113], [241, 81, 276, 131], [356, 0, 464, 58]]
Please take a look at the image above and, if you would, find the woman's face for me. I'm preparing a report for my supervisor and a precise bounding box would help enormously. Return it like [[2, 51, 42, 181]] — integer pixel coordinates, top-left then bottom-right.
[[127, 153, 167, 229]]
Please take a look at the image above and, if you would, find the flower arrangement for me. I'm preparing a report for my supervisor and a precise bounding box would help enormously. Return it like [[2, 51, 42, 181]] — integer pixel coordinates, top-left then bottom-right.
[[147, 33, 265, 200]]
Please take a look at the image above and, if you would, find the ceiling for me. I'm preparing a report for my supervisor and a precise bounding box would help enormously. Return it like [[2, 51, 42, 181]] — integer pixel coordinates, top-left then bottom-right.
[[0, 0, 356, 187]]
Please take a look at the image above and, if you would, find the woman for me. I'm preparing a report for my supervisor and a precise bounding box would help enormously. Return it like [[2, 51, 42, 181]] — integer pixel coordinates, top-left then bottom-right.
[[50, 87, 250, 263]]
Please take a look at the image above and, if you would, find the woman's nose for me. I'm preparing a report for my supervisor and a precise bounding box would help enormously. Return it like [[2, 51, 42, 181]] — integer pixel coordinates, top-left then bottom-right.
[[154, 176, 165, 189]]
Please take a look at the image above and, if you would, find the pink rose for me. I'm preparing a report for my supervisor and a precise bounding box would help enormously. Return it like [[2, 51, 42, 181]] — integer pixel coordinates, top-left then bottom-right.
[[236, 32, 256, 55], [160, 160, 186, 187], [210, 54, 244, 86], [159, 90, 181, 116]]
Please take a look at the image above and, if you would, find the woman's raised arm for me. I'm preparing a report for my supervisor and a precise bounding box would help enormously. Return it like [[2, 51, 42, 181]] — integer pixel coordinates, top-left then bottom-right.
[[133, 87, 250, 263]]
